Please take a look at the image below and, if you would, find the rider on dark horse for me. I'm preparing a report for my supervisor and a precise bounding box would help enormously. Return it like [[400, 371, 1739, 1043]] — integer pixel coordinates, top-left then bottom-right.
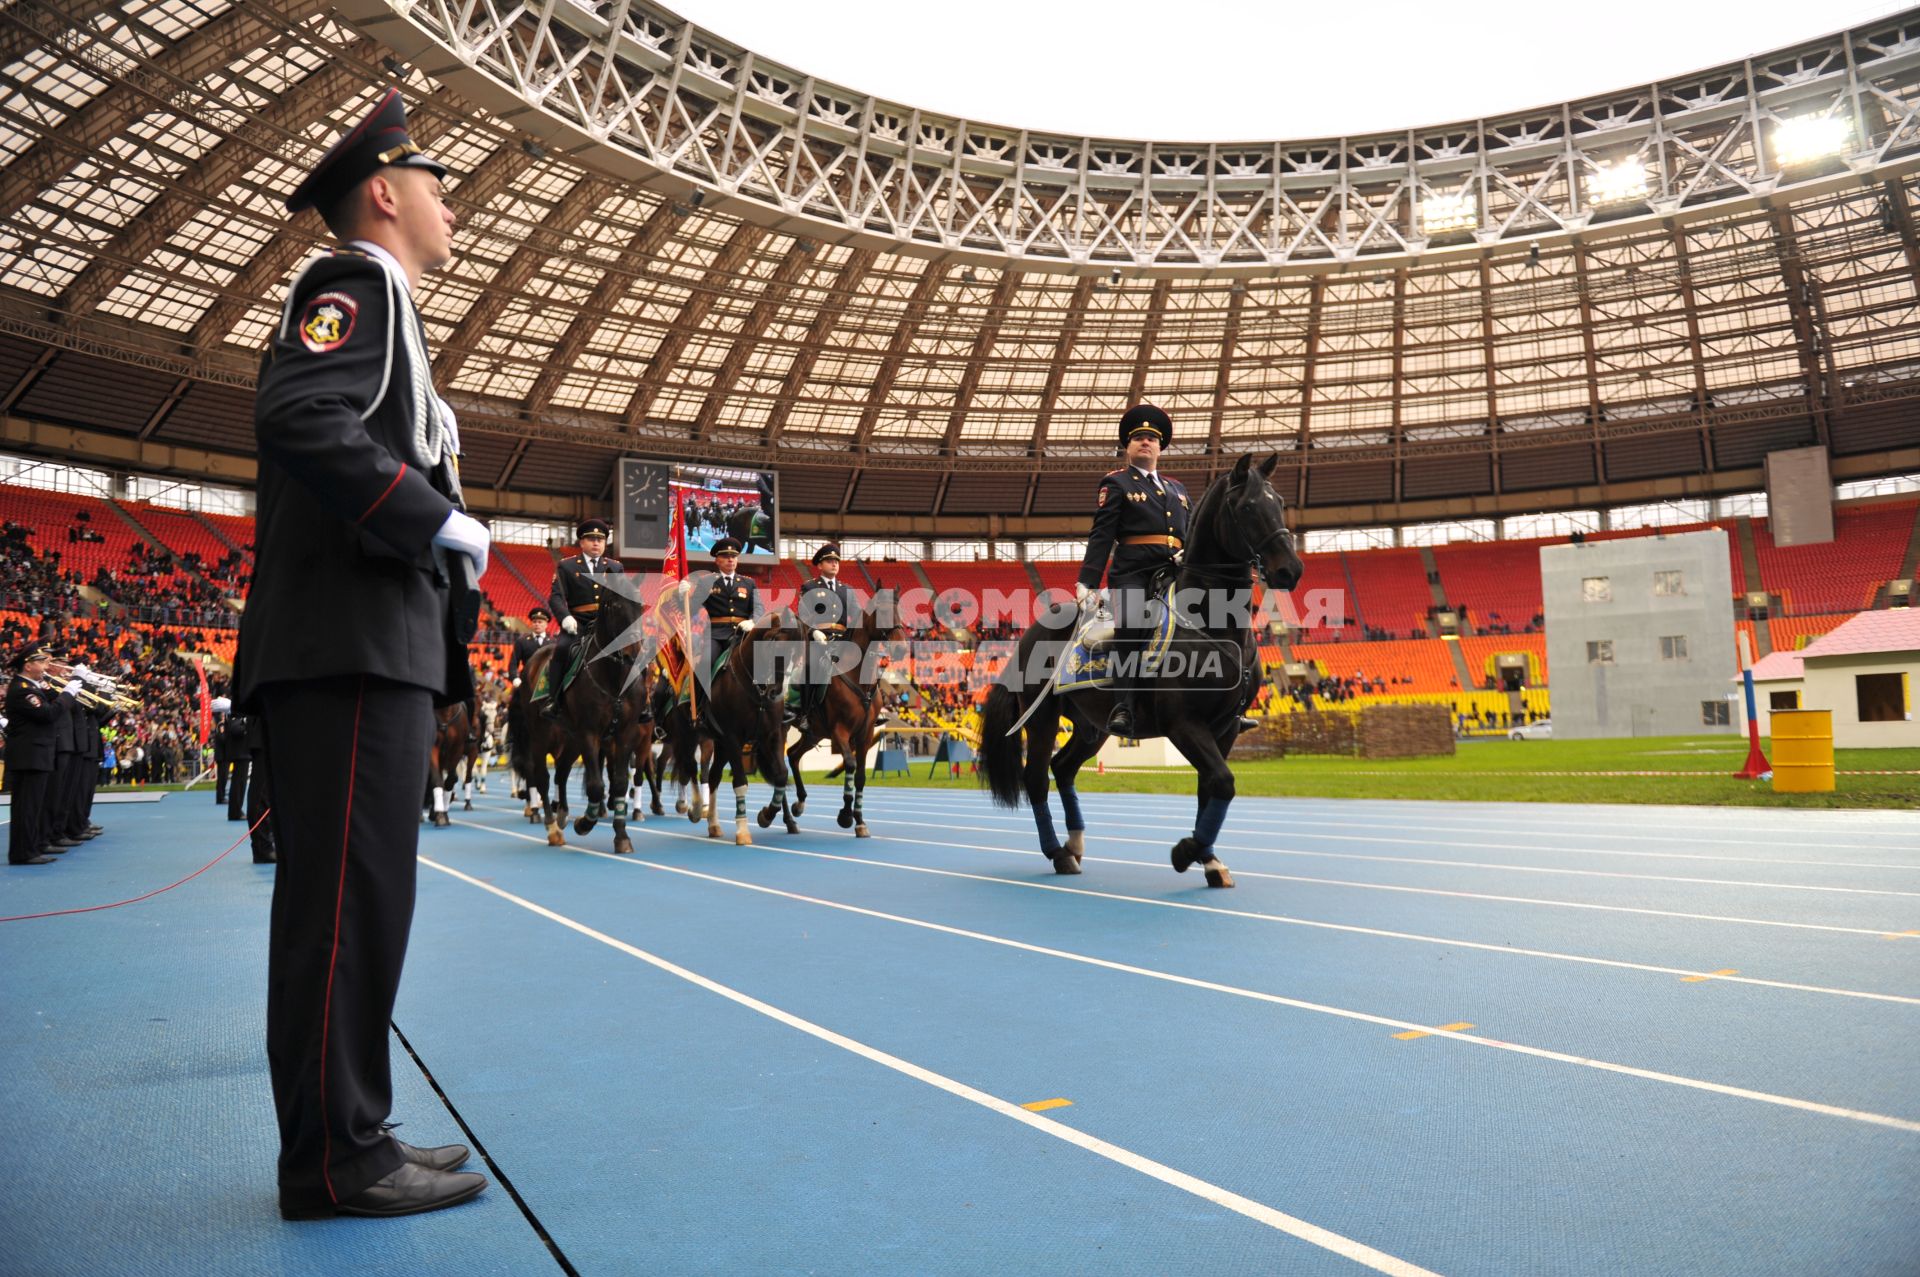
[[536, 516, 626, 719], [1077, 404, 1259, 740], [699, 537, 762, 680], [794, 542, 857, 722]]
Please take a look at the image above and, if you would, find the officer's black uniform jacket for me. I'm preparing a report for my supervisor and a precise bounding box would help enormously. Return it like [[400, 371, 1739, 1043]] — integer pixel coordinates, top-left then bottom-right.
[[1076, 466, 1192, 590], [236, 247, 469, 710], [508, 632, 545, 681], [52, 693, 80, 756], [699, 571, 762, 647], [798, 576, 857, 632], [547, 554, 627, 628], [2, 674, 56, 772]]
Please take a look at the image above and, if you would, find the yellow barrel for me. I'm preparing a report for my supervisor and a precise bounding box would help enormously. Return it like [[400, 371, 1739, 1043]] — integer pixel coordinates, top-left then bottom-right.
[[1771, 709, 1835, 793]]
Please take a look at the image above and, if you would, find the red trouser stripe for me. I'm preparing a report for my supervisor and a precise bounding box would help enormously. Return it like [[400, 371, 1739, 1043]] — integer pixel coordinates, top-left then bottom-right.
[[317, 676, 366, 1202]]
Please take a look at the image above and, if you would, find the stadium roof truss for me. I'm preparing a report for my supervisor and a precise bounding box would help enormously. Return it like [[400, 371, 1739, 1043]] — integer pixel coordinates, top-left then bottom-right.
[[0, 0, 1917, 529]]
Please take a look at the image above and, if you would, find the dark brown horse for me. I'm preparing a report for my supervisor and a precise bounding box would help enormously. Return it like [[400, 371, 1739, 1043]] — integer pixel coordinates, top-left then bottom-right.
[[979, 453, 1303, 887], [506, 580, 650, 854], [426, 697, 478, 827], [657, 610, 802, 843], [783, 592, 910, 837]]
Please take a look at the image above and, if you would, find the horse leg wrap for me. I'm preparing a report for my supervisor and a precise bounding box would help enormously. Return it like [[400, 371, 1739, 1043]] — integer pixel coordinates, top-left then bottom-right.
[[1032, 800, 1062, 857], [432, 786, 447, 813], [1057, 785, 1085, 833], [733, 785, 749, 823], [1193, 795, 1230, 852], [841, 772, 855, 809], [611, 797, 628, 818]]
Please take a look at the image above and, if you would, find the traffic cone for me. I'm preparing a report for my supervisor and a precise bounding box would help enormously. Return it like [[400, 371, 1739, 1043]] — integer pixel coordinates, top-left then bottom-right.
[[1097, 758, 1104, 774]]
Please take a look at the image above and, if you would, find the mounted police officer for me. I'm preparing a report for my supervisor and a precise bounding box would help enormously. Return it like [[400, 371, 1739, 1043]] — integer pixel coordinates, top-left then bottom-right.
[[1076, 404, 1189, 739], [508, 607, 550, 688], [699, 537, 761, 678], [236, 86, 488, 1221], [537, 517, 627, 715], [795, 543, 857, 718]]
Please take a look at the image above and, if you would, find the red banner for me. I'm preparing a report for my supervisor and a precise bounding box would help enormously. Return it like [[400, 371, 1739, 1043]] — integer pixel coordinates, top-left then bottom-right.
[[194, 657, 211, 747]]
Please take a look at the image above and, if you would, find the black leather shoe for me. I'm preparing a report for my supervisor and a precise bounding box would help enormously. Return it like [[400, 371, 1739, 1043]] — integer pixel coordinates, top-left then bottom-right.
[[12, 855, 55, 865], [395, 1137, 470, 1172], [252, 852, 277, 864], [1236, 717, 1259, 734], [49, 838, 80, 849], [1105, 706, 1134, 738], [283, 1163, 486, 1220], [85, 824, 103, 835], [42, 844, 68, 854]]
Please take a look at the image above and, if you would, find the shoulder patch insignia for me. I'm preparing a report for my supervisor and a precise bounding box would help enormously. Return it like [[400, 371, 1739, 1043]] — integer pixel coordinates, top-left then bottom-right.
[[299, 291, 358, 353], [26, 694, 41, 708], [1097, 487, 1108, 507]]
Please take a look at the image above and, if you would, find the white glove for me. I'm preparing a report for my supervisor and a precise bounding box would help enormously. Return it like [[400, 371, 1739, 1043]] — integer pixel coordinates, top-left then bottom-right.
[[560, 615, 578, 635], [1074, 582, 1091, 605], [62, 679, 83, 696], [432, 509, 491, 577], [511, 676, 522, 687], [73, 664, 90, 678], [739, 618, 755, 633]]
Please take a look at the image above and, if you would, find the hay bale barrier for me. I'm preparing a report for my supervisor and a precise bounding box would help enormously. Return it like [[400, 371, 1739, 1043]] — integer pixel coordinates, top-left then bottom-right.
[[1358, 704, 1456, 759]]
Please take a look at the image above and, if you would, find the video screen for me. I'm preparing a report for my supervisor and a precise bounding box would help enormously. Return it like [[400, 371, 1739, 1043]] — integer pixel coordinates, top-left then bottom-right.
[[618, 458, 777, 563]]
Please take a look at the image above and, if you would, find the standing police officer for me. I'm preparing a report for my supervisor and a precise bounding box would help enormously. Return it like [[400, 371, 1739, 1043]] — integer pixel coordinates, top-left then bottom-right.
[[699, 537, 761, 678], [1076, 404, 1189, 739], [5, 647, 63, 865], [236, 87, 489, 1221]]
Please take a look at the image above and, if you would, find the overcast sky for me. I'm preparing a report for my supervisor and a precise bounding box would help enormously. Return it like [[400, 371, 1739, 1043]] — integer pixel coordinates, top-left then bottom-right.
[[667, 0, 1913, 141]]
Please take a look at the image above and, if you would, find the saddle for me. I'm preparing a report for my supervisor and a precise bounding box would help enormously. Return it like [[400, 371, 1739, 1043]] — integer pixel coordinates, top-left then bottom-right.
[[1057, 580, 1179, 695]]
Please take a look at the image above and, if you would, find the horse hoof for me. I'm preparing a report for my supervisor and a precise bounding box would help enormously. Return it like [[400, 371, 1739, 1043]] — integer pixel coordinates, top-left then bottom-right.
[[613, 837, 633, 855], [1053, 853, 1082, 875], [431, 812, 450, 827], [1065, 830, 1085, 857], [651, 803, 664, 816], [836, 808, 854, 829], [792, 800, 806, 817], [675, 799, 688, 814], [546, 829, 566, 847], [707, 823, 722, 840], [786, 820, 802, 835], [734, 828, 752, 846], [854, 824, 870, 839], [463, 800, 473, 811], [757, 807, 775, 829], [1171, 837, 1201, 874], [573, 817, 596, 835], [1204, 861, 1235, 889]]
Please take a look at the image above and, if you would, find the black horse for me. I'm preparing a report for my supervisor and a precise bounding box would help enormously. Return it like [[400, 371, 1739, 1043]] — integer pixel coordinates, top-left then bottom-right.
[[657, 610, 803, 843], [783, 592, 911, 837], [506, 578, 649, 854], [980, 453, 1303, 887], [724, 502, 774, 555]]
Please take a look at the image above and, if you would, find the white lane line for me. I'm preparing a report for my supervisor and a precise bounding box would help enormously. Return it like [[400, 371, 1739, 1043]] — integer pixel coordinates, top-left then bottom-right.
[[811, 812, 1920, 899], [417, 853, 1441, 1277], [879, 791, 1920, 860], [872, 795, 1920, 874], [463, 799, 1907, 939], [448, 815, 1920, 1135], [961, 798, 1920, 851]]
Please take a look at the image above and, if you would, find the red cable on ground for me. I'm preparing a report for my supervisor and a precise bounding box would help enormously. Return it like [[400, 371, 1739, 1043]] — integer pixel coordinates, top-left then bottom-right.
[[0, 808, 272, 924]]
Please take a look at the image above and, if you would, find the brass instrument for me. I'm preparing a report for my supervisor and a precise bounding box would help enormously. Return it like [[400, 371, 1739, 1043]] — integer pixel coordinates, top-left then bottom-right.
[[44, 659, 142, 713]]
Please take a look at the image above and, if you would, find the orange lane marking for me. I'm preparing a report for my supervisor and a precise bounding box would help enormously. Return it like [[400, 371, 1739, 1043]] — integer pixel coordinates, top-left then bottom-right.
[[1020, 1098, 1073, 1112], [1681, 968, 1740, 983], [1393, 1021, 1474, 1041]]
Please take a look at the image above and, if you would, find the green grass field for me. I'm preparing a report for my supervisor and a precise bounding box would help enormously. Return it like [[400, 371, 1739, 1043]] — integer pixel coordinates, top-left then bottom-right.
[[811, 735, 1920, 809]]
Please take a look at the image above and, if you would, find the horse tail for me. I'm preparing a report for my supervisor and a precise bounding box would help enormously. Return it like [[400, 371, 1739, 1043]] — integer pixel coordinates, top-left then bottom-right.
[[979, 682, 1028, 809]]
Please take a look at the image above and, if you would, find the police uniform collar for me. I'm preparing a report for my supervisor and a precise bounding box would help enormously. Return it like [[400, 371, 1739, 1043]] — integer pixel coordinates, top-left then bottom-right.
[[348, 239, 410, 294]]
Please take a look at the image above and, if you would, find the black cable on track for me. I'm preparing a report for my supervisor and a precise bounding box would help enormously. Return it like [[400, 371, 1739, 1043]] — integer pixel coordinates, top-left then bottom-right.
[[391, 1020, 581, 1276]]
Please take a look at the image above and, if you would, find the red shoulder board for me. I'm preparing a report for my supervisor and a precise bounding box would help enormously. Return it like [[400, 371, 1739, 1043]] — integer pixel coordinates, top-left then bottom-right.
[[299, 290, 358, 353]]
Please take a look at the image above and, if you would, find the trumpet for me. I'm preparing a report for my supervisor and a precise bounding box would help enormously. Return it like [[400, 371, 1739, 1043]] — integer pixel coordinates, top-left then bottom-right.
[[45, 660, 142, 712]]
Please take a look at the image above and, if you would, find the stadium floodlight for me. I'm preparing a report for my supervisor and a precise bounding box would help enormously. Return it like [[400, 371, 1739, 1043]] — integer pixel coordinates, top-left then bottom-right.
[[1587, 160, 1649, 207], [1420, 188, 1478, 234], [1771, 114, 1851, 167]]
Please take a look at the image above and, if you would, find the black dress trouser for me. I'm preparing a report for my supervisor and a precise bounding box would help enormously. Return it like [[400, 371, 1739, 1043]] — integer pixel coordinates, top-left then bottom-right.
[[260, 674, 434, 1214], [7, 769, 48, 862], [228, 756, 251, 821]]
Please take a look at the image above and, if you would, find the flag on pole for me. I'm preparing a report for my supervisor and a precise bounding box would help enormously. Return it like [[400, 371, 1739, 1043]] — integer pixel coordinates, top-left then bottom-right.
[[194, 657, 212, 748]]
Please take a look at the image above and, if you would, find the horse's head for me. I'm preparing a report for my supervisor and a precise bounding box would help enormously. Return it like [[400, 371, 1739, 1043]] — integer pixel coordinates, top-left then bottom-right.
[[854, 591, 914, 687], [1221, 452, 1303, 592]]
